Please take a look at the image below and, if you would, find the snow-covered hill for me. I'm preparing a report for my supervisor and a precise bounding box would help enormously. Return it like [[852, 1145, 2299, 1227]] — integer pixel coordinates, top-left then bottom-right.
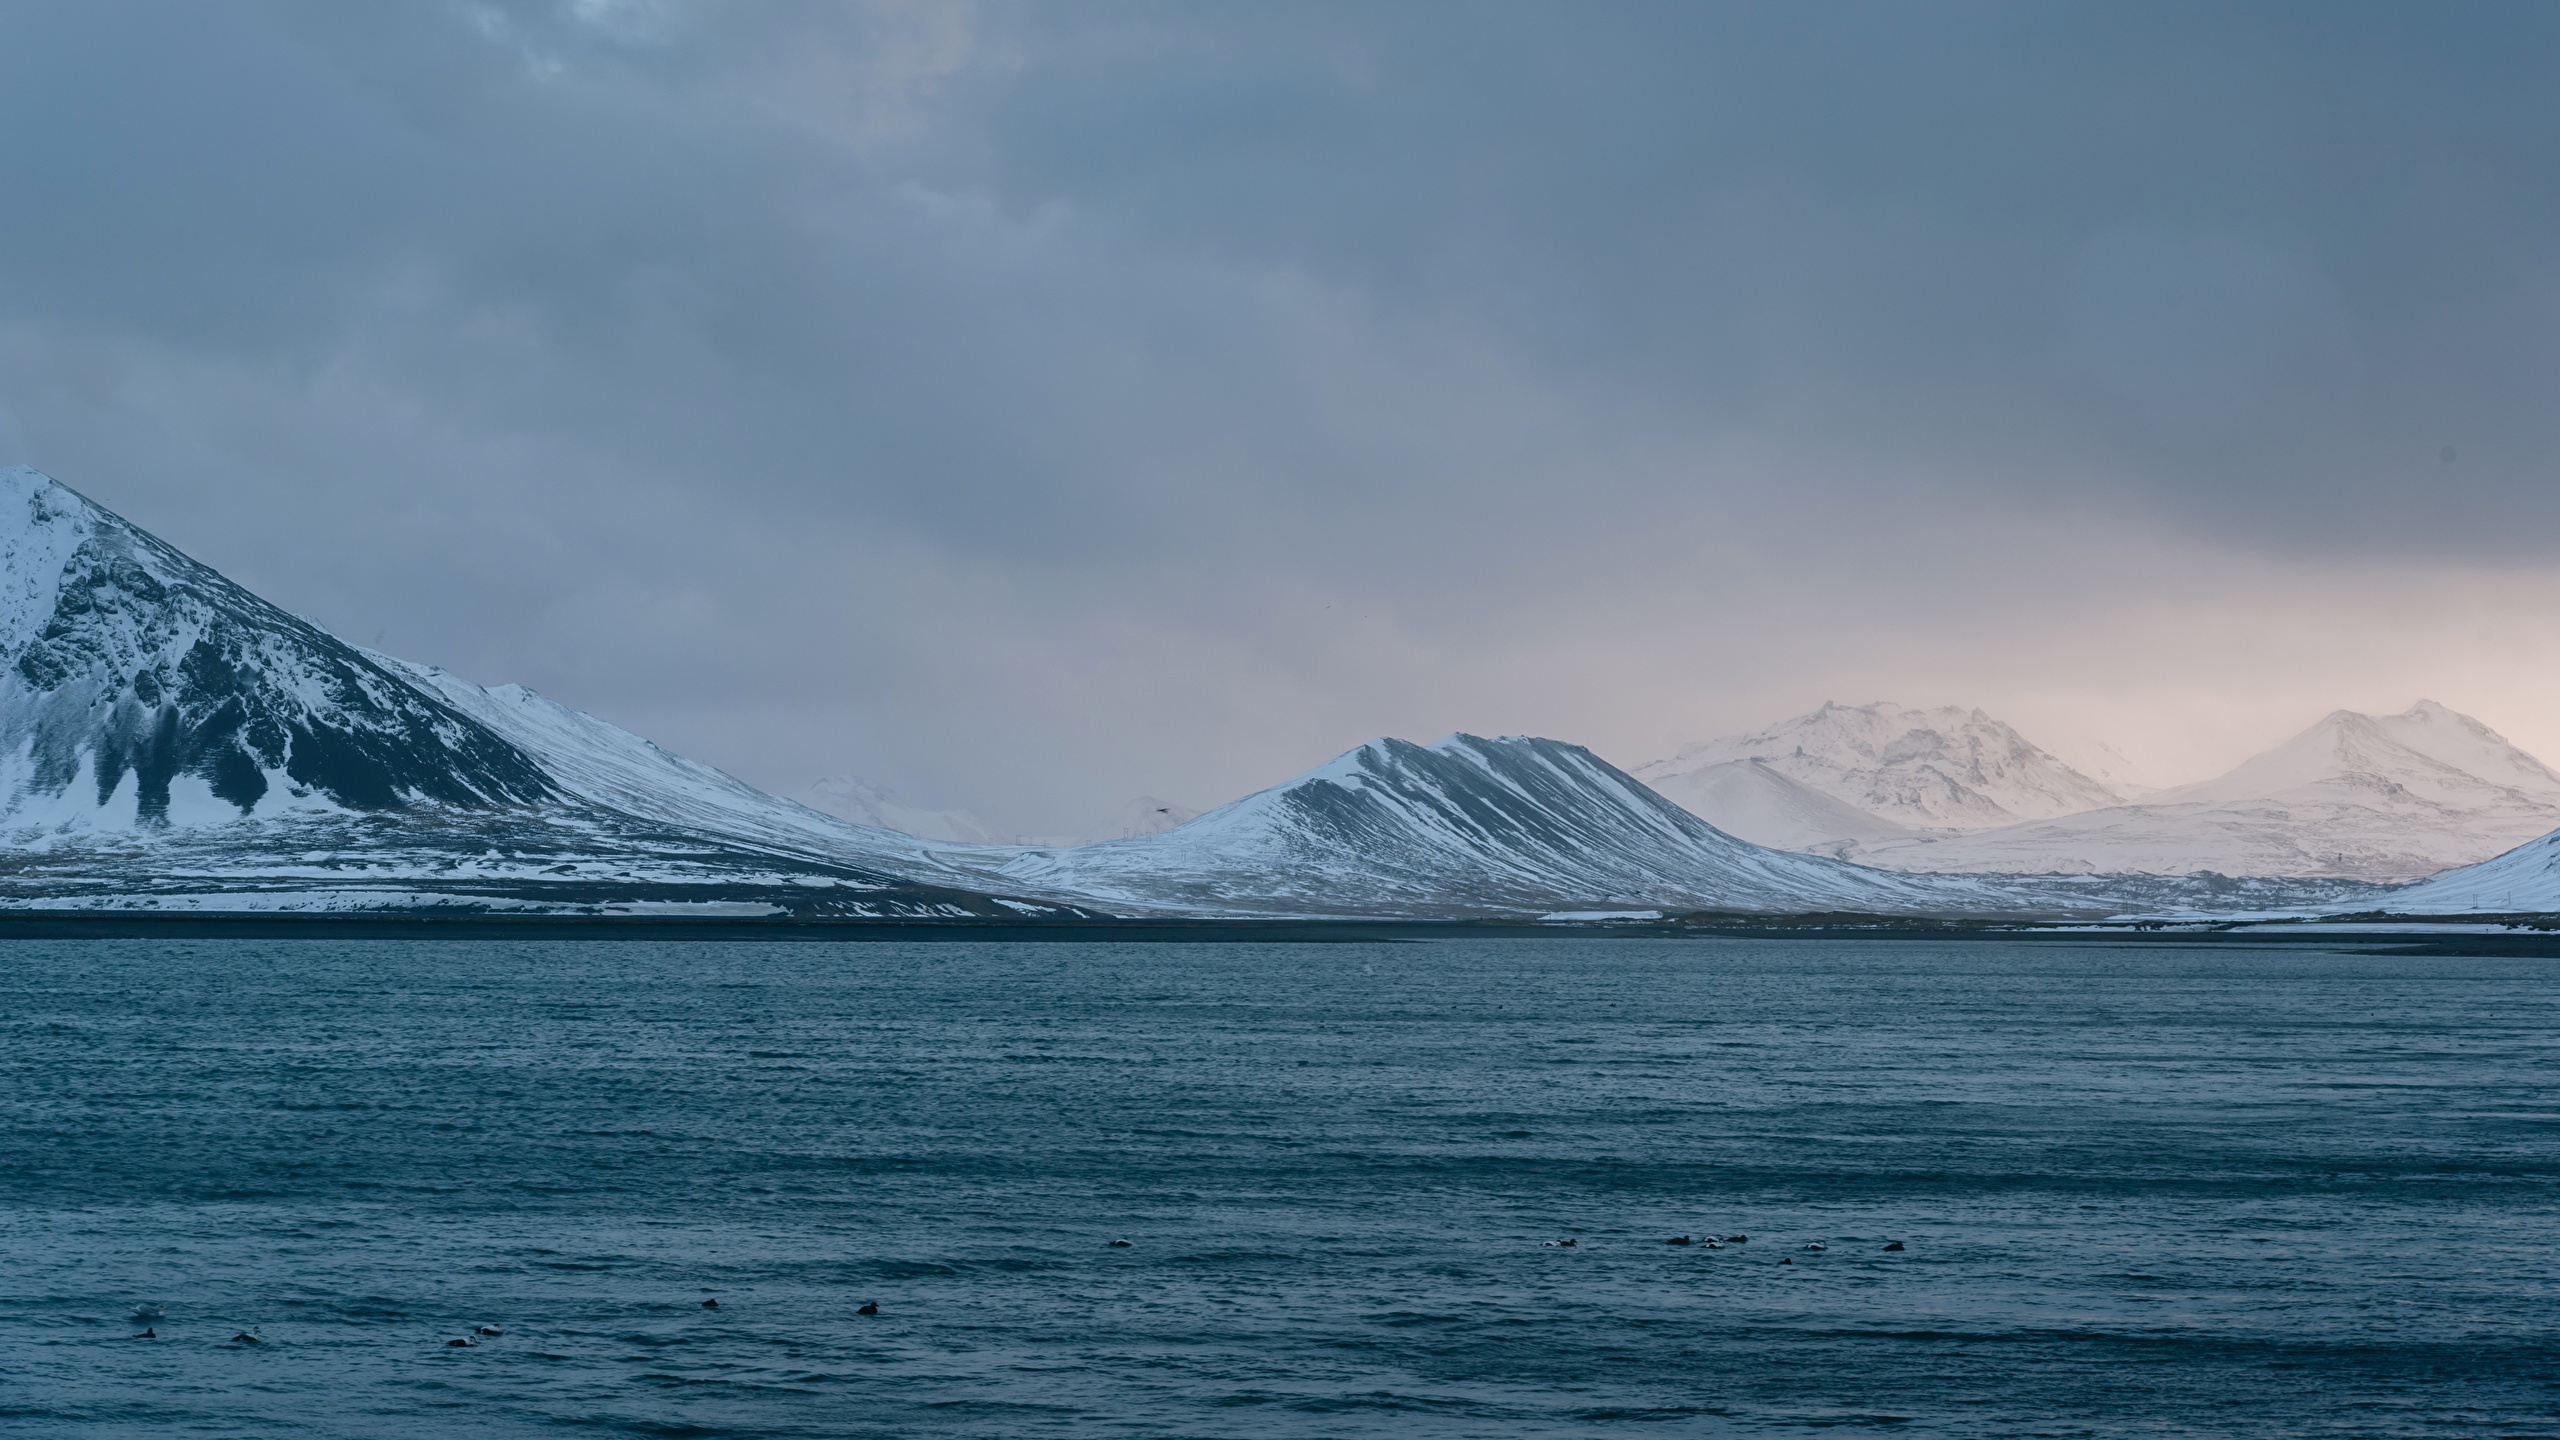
[[1638, 758, 1923, 856], [384, 660, 983, 867], [0, 468, 1089, 917], [1635, 702, 2122, 836], [957, 732, 2355, 920], [970, 733, 1968, 917], [2356, 830, 2560, 914], [0, 466, 556, 838], [1846, 703, 2560, 882]]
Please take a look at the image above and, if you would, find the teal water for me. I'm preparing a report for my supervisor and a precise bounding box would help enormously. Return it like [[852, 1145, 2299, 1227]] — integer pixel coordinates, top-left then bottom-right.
[[2, 936, 2554, 1436]]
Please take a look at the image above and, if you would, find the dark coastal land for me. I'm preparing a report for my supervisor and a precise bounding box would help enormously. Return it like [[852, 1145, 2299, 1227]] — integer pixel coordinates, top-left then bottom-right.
[[6, 906, 2559, 955]]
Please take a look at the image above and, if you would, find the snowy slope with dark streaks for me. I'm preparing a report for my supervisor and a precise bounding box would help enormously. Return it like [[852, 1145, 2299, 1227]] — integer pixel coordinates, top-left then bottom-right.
[[970, 732, 2346, 919], [0, 468, 1085, 917], [0, 467, 554, 838]]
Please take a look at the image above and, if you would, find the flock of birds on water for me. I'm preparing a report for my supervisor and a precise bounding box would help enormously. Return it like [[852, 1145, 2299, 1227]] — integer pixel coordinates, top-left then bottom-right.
[[123, 1235, 1906, 1347], [1550, 1234, 1909, 1264]]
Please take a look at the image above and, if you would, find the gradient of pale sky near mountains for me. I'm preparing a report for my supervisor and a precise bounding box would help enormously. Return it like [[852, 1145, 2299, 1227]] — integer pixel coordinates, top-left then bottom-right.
[[3, 2, 2558, 835]]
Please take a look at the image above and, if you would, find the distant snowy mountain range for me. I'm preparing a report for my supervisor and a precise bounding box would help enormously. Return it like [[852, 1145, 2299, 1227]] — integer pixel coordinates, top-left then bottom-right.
[[0, 464, 2547, 919], [1639, 699, 2560, 882]]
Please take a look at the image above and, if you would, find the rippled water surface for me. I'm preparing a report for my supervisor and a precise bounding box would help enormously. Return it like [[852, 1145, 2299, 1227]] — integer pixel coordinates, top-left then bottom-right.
[[3, 935, 2555, 1437]]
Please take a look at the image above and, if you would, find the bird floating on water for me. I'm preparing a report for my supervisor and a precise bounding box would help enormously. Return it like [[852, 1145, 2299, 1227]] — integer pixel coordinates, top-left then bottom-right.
[[1724, 1235, 1747, 1243], [857, 1302, 879, 1316], [232, 1329, 262, 1344], [1883, 1242, 1905, 1252], [1109, 1240, 1132, 1248], [1666, 1235, 1691, 1246], [134, 1327, 155, 1339], [1802, 1242, 1827, 1252], [447, 1337, 475, 1348], [701, 1299, 719, 1309], [476, 1325, 503, 1336]]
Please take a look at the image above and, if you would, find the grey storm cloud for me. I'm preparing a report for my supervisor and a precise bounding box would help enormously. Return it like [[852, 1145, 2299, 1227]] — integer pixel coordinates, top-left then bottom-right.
[[2, 1, 2558, 831]]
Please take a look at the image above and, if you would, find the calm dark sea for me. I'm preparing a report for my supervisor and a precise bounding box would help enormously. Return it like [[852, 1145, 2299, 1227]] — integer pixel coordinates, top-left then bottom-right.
[[2, 936, 2554, 1437]]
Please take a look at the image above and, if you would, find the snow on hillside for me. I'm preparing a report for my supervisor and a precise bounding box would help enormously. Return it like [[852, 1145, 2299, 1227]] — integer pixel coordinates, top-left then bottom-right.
[[1634, 702, 2122, 833], [959, 731, 2310, 920], [972, 733, 1957, 917], [2033, 733, 2165, 800], [0, 467, 555, 840], [380, 659, 1029, 879], [1639, 759, 1922, 855], [2357, 829, 2560, 913], [1846, 703, 2560, 881]]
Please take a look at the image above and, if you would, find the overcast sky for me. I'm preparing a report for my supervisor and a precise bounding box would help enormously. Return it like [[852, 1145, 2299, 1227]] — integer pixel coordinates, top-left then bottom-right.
[[5, 1, 2559, 832]]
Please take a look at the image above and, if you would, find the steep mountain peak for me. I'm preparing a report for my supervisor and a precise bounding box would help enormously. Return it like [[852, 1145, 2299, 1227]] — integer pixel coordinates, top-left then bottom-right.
[[2160, 702, 2560, 809], [0, 467, 556, 834], [1633, 700, 2120, 830]]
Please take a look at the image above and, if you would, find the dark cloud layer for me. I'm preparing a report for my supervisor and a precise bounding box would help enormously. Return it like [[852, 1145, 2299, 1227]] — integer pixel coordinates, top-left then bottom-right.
[[3, 2, 2557, 828]]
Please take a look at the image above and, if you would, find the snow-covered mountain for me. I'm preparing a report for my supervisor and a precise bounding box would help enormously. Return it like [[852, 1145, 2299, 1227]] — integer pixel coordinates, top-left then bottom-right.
[[1634, 702, 2123, 838], [952, 731, 2356, 920], [1846, 703, 2560, 881], [0, 466, 557, 837], [2034, 733, 2164, 800], [1636, 698, 2560, 883], [0, 466, 2385, 920], [0, 467, 1089, 918], [968, 734, 1950, 917], [1638, 758, 1923, 857]]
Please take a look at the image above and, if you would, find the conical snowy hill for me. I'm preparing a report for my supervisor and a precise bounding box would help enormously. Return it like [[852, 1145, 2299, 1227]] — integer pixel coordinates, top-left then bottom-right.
[[962, 732, 2265, 919], [0, 468, 1092, 918], [0, 467, 555, 835]]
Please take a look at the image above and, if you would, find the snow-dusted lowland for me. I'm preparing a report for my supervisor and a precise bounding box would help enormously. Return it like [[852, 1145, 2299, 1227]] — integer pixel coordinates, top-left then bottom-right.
[[0, 464, 2531, 920]]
